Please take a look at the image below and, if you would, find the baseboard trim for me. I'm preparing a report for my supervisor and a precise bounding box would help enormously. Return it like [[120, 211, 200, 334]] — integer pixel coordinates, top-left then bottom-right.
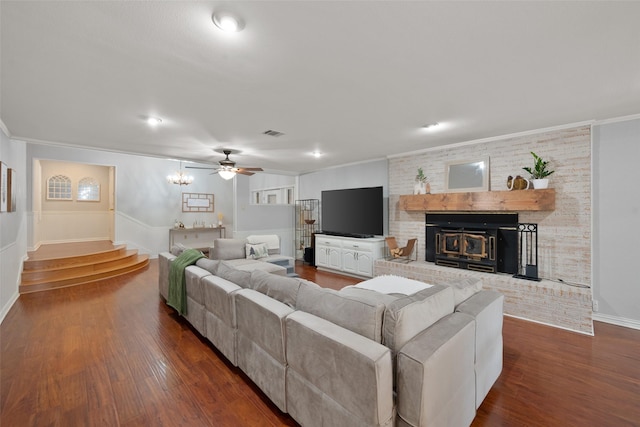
[[0, 291, 20, 325], [592, 313, 640, 331], [504, 313, 594, 336]]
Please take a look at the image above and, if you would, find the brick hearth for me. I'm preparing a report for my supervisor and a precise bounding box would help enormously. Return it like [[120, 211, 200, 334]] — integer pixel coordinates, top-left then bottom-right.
[[375, 260, 593, 334]]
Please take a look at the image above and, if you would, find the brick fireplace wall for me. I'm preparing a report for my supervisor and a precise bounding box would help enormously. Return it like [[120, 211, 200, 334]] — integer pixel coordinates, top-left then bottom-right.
[[387, 125, 593, 333]]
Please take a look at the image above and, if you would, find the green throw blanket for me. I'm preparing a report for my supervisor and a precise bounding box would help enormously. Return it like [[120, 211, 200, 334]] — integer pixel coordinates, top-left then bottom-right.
[[167, 249, 205, 316]]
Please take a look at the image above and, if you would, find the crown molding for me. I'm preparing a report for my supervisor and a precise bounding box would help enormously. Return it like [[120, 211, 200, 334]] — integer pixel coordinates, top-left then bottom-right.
[[388, 120, 595, 159], [0, 118, 11, 138], [592, 113, 640, 126]]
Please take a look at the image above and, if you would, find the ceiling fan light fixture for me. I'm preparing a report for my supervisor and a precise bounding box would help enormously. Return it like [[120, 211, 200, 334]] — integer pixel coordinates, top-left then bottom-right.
[[218, 169, 236, 180], [212, 12, 244, 32]]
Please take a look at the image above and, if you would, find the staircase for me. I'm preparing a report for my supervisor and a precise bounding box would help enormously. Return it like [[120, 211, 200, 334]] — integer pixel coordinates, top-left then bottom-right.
[[20, 241, 150, 293]]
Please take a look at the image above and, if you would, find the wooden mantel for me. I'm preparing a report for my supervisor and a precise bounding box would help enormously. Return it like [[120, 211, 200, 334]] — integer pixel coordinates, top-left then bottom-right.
[[399, 189, 555, 212]]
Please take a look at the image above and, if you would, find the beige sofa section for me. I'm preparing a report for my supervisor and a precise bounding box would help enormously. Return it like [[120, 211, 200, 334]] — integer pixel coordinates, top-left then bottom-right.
[[209, 237, 293, 276]]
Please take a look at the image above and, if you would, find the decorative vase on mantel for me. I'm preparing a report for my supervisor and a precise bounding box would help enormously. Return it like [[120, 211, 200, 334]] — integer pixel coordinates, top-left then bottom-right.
[[531, 178, 549, 189], [413, 180, 431, 195], [413, 167, 430, 195], [523, 152, 554, 190]]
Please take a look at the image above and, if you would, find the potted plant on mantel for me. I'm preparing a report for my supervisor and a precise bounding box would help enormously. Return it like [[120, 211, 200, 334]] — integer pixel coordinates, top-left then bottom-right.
[[414, 167, 431, 195], [522, 151, 554, 189]]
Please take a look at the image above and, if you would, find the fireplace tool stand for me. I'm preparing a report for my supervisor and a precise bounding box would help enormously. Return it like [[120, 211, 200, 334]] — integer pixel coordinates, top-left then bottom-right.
[[513, 223, 541, 281]]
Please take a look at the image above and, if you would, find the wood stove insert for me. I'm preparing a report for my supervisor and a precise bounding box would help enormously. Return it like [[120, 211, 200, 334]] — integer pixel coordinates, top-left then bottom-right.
[[426, 213, 518, 274]]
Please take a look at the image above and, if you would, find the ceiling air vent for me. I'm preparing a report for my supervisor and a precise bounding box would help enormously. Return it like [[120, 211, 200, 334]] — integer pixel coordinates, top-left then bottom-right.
[[263, 129, 285, 137]]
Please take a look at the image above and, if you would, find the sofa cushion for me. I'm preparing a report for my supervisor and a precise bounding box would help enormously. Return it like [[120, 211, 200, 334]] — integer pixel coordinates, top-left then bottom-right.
[[217, 261, 252, 288], [383, 285, 455, 356], [296, 285, 386, 343], [224, 259, 287, 276], [235, 288, 294, 368], [210, 238, 247, 260], [195, 258, 220, 275], [246, 242, 270, 259], [250, 270, 303, 307], [447, 277, 483, 306]]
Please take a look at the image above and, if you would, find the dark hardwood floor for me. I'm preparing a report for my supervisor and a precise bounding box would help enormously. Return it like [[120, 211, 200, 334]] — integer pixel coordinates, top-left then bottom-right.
[[1, 259, 639, 426]]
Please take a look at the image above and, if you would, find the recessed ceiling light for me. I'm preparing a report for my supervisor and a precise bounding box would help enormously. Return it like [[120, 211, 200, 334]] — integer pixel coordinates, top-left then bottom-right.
[[422, 122, 440, 129], [311, 151, 322, 158], [263, 129, 285, 137], [212, 11, 244, 32], [146, 116, 162, 126]]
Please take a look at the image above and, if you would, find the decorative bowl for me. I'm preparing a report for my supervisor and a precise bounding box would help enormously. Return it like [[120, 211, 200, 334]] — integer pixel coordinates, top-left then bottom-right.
[[304, 219, 316, 224]]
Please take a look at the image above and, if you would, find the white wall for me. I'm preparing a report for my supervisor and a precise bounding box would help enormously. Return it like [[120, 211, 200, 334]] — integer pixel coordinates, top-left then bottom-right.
[[593, 117, 640, 329], [0, 129, 27, 323], [36, 160, 112, 243], [235, 173, 296, 257], [298, 158, 389, 236]]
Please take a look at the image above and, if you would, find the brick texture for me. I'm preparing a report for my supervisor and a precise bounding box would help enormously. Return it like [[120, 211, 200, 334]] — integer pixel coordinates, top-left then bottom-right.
[[386, 125, 593, 334]]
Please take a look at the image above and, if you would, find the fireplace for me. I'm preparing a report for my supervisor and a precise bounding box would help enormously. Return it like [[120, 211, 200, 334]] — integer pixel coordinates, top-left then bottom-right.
[[425, 213, 519, 274]]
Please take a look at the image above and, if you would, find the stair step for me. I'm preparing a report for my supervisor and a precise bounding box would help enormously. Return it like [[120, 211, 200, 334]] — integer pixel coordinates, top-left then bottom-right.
[[21, 249, 141, 283], [20, 254, 149, 294], [23, 244, 128, 271], [20, 242, 150, 294]]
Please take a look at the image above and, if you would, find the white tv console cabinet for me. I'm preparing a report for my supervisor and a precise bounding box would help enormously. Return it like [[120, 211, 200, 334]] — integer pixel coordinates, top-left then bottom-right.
[[314, 234, 385, 278]]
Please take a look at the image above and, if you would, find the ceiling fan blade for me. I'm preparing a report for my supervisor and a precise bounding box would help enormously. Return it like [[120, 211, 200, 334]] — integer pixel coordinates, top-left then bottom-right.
[[236, 170, 256, 176], [185, 166, 217, 170], [238, 167, 263, 172]]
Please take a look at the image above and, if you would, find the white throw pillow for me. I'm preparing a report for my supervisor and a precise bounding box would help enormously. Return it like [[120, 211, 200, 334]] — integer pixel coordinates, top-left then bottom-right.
[[355, 275, 432, 295], [246, 243, 269, 259]]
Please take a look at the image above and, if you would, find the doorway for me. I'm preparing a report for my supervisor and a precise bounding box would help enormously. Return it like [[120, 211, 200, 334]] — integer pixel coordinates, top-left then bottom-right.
[[31, 159, 115, 249]]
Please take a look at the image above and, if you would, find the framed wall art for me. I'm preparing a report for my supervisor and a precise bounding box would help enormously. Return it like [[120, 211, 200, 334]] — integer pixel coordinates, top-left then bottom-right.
[[182, 193, 214, 212], [0, 162, 7, 212], [7, 168, 16, 212]]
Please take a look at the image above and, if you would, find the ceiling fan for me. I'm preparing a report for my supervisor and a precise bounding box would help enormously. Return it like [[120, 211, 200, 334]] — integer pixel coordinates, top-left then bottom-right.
[[186, 149, 263, 180]]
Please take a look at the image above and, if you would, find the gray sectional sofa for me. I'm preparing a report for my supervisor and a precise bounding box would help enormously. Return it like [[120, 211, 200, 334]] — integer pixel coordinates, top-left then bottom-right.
[[158, 241, 503, 427]]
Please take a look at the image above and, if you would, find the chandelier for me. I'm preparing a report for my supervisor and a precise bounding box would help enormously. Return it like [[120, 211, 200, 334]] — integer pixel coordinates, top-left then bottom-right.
[[167, 161, 194, 186]]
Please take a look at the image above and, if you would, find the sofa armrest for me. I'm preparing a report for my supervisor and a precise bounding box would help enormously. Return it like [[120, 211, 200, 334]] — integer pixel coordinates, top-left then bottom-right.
[[396, 312, 476, 427], [158, 252, 176, 300], [455, 290, 503, 349], [286, 310, 394, 427], [455, 290, 504, 408]]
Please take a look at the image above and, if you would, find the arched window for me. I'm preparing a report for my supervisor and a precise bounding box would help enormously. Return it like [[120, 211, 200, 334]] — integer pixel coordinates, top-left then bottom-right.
[[47, 175, 72, 200], [78, 177, 100, 201]]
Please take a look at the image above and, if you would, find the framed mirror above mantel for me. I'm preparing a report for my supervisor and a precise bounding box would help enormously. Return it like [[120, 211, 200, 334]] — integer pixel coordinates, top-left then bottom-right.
[[399, 189, 555, 212]]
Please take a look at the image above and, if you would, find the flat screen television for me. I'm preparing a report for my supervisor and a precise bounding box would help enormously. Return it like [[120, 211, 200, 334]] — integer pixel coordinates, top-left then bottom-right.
[[321, 186, 384, 238]]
